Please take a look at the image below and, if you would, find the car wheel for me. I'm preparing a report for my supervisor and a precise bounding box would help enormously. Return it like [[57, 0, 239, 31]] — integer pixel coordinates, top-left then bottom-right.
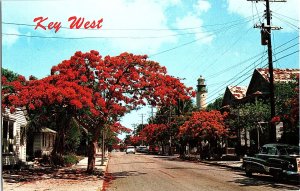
[[272, 171, 282, 181], [245, 164, 252, 177]]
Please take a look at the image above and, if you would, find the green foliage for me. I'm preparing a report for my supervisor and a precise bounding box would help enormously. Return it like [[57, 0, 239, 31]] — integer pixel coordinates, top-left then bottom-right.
[[50, 154, 80, 167], [228, 99, 270, 131], [275, 81, 297, 117], [206, 97, 223, 111], [2, 67, 20, 82], [65, 118, 82, 153], [63, 154, 80, 165]]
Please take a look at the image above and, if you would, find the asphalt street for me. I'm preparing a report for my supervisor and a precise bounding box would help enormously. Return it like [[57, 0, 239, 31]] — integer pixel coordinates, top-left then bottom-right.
[[105, 152, 300, 191]]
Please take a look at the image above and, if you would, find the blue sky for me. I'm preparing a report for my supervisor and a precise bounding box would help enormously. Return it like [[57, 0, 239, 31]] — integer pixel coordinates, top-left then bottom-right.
[[2, 0, 299, 138]]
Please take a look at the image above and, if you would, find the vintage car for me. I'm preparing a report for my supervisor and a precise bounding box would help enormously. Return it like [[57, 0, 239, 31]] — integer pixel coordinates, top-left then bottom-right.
[[243, 143, 300, 179]]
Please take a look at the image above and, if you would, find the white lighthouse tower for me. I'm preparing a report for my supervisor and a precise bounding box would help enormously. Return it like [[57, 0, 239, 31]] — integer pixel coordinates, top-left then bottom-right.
[[196, 76, 207, 110]]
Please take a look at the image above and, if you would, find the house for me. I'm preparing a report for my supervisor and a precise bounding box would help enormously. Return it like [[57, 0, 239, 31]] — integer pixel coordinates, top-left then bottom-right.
[[2, 108, 27, 165], [222, 86, 247, 107], [32, 127, 57, 157], [221, 68, 299, 155], [246, 68, 299, 96]]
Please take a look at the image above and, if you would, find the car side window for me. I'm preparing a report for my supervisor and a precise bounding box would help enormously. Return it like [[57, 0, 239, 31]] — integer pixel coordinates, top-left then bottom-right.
[[260, 147, 268, 154], [267, 147, 277, 155]]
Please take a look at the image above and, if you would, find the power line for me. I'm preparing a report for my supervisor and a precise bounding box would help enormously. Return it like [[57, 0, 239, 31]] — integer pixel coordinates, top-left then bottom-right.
[[272, 14, 300, 30], [202, 26, 253, 74], [149, 18, 256, 58], [206, 53, 268, 102], [181, 15, 263, 75], [206, 49, 298, 105], [204, 35, 298, 84], [272, 11, 299, 22]]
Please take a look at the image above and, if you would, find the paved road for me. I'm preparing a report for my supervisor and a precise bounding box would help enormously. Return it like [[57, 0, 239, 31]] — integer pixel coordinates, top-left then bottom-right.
[[106, 152, 299, 191]]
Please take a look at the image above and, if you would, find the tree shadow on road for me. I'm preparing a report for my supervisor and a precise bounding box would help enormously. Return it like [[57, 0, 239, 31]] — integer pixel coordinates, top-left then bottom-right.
[[109, 170, 147, 179], [228, 173, 300, 190], [110, 161, 155, 165], [102, 170, 147, 191]]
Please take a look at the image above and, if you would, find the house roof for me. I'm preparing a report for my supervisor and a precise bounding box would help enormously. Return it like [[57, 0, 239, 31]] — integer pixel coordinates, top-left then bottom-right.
[[38, 127, 57, 134], [257, 68, 300, 83], [227, 86, 248, 99]]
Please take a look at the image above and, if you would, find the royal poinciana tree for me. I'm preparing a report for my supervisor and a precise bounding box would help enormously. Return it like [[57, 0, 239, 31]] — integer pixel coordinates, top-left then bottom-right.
[[179, 110, 228, 158], [2, 50, 194, 173]]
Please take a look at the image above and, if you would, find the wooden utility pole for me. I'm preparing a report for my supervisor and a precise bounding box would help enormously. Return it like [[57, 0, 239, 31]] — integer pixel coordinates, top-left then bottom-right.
[[247, 0, 285, 143]]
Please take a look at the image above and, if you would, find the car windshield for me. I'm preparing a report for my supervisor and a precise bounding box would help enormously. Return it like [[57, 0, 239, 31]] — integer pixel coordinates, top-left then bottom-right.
[[127, 146, 134, 149], [277, 146, 299, 155]]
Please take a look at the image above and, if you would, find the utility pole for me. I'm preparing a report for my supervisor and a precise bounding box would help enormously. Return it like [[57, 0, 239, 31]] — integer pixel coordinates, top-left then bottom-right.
[[140, 113, 145, 145], [247, 0, 285, 143], [168, 106, 173, 156]]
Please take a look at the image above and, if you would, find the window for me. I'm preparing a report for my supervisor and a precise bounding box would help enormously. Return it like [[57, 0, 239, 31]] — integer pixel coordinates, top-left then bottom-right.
[[9, 121, 14, 139], [20, 126, 25, 146], [260, 147, 268, 154], [3, 120, 8, 139], [267, 147, 277, 155], [2, 120, 14, 139], [42, 133, 46, 147], [8, 144, 14, 153]]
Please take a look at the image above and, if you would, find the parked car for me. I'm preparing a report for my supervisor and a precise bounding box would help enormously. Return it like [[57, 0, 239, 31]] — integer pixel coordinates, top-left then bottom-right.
[[242, 143, 300, 180], [136, 146, 148, 153], [148, 145, 159, 154], [126, 146, 136, 154]]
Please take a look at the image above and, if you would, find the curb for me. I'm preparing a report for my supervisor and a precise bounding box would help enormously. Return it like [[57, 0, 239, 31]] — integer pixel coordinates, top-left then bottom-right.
[[99, 154, 110, 191], [200, 160, 243, 171]]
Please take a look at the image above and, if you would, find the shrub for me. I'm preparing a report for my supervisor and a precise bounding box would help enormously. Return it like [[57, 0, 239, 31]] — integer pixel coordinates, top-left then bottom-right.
[[50, 154, 64, 166], [63, 154, 79, 166]]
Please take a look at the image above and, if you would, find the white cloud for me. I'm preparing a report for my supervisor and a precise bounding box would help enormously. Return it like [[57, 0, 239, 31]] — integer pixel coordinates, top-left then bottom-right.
[[176, 13, 214, 45], [2, 0, 180, 53], [226, 0, 299, 32], [194, 0, 211, 14], [3, 25, 20, 47]]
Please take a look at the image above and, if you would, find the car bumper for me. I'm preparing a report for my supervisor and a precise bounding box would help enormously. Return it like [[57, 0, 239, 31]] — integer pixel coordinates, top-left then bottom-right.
[[283, 170, 300, 176]]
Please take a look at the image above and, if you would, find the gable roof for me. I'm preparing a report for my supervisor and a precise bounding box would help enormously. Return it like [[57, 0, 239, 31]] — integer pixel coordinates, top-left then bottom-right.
[[222, 86, 247, 106], [246, 68, 300, 96], [227, 86, 248, 99], [257, 68, 299, 83]]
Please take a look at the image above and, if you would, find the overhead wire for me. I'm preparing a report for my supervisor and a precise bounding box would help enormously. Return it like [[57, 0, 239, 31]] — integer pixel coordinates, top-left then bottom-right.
[[184, 14, 265, 83], [206, 46, 298, 105], [204, 36, 298, 81], [149, 17, 258, 58], [204, 36, 299, 104], [272, 14, 300, 30]]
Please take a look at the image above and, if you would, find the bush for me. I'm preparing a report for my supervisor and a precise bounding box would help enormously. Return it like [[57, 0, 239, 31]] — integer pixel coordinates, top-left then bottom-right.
[[50, 154, 81, 167], [50, 154, 64, 166], [63, 154, 79, 166]]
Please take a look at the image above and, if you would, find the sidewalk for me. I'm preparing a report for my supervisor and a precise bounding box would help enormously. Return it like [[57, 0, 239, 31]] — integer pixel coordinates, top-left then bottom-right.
[[162, 154, 243, 170], [200, 159, 243, 170], [3, 155, 109, 191]]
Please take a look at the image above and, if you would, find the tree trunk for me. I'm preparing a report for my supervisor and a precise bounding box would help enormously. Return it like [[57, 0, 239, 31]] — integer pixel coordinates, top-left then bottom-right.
[[87, 139, 97, 174], [52, 112, 71, 155], [87, 127, 101, 174], [179, 139, 185, 158]]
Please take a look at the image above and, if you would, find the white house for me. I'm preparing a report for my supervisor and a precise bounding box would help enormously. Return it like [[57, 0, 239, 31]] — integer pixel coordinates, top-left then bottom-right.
[[2, 108, 27, 165], [33, 127, 57, 156]]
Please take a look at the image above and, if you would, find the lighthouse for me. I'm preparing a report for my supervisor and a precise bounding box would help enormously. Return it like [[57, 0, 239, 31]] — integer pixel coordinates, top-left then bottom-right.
[[196, 76, 207, 110]]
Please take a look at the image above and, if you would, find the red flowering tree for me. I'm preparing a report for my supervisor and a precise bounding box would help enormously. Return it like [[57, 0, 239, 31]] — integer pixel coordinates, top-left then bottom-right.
[[139, 124, 167, 145], [3, 50, 194, 173], [179, 110, 227, 159]]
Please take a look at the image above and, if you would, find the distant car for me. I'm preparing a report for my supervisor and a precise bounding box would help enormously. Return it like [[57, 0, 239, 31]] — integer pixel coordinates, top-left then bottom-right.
[[148, 145, 159, 154], [243, 143, 300, 180], [126, 146, 136, 154], [136, 146, 148, 153]]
